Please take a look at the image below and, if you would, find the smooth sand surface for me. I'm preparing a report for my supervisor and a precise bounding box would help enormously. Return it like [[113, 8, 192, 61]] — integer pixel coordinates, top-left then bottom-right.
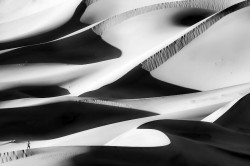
[[0, 1, 88, 50], [0, 0, 83, 43], [81, 0, 243, 24], [111, 83, 250, 117], [1, 1, 250, 166], [0, 6, 214, 96], [81, 0, 180, 24], [151, 6, 250, 91]]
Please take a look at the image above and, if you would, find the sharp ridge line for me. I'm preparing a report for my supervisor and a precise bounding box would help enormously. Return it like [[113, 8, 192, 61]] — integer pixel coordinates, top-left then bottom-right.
[[141, 0, 250, 71], [92, 0, 238, 35], [83, 0, 100, 6]]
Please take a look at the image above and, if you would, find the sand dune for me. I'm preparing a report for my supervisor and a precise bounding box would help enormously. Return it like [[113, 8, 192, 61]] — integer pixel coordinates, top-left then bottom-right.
[[1, 94, 250, 164], [0, 85, 69, 101], [4, 94, 250, 165], [82, 66, 198, 98], [0, 1, 89, 50], [110, 83, 250, 117], [151, 3, 250, 90], [0, 100, 155, 142], [0, 146, 88, 166], [0, 29, 121, 65], [1, 0, 246, 96], [0, 0, 83, 43], [2, 90, 248, 152], [1, 0, 250, 165], [81, 0, 243, 24]]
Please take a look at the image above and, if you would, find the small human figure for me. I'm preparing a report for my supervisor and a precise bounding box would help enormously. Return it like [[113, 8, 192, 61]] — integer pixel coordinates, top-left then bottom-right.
[[27, 141, 30, 150], [27, 141, 32, 156]]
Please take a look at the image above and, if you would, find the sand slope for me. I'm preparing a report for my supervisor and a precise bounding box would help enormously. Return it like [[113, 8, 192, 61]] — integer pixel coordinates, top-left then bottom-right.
[[0, 0, 83, 43], [151, 5, 250, 91], [1, 0, 250, 166]]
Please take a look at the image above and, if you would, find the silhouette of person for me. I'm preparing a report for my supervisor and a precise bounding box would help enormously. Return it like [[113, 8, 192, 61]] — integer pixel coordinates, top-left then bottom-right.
[[27, 141, 30, 150]]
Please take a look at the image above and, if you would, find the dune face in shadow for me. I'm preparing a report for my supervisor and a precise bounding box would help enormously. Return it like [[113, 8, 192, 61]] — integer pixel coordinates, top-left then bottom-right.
[[71, 105, 250, 166], [0, 85, 70, 101], [0, 101, 156, 141], [215, 93, 250, 134], [0, 29, 121, 65], [1, 1, 250, 165], [82, 66, 199, 99], [0, 1, 88, 50], [171, 8, 215, 26]]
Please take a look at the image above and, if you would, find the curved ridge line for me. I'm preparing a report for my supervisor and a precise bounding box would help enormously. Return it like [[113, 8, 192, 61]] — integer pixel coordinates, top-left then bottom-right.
[[79, 97, 131, 108], [141, 0, 250, 71], [92, 0, 239, 35], [83, 0, 101, 6], [0, 0, 235, 52]]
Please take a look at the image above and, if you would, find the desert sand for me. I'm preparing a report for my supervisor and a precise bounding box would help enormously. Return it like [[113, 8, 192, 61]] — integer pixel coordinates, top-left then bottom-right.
[[1, 0, 250, 165]]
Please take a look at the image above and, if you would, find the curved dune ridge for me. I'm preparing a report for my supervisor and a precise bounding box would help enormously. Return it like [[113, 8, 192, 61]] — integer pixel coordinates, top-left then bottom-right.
[[141, 0, 250, 71], [83, 0, 100, 6], [151, 3, 250, 90], [0, 0, 84, 43], [0, 0, 89, 50], [81, 0, 243, 24], [92, 0, 243, 35], [0, 0, 247, 96], [1, 0, 250, 166], [2, 94, 250, 165]]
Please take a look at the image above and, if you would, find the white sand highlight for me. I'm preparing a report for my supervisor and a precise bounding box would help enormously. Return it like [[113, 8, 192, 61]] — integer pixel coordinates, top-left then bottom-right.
[[0, 7, 208, 95], [0, 1, 245, 96], [0, 0, 82, 42], [1, 85, 246, 153], [0, 113, 175, 153], [111, 83, 250, 119], [81, 0, 243, 24], [106, 129, 170, 147], [202, 97, 242, 123], [81, 0, 180, 24], [151, 6, 250, 91], [1, 82, 248, 125], [1, 1, 250, 165], [202, 88, 250, 123]]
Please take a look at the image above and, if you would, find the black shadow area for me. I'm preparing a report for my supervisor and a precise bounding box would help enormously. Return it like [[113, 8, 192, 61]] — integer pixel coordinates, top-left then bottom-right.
[[0, 101, 156, 141], [0, 29, 121, 64], [82, 66, 199, 99], [71, 118, 250, 166], [0, 85, 70, 101], [215, 93, 250, 134], [171, 8, 215, 26]]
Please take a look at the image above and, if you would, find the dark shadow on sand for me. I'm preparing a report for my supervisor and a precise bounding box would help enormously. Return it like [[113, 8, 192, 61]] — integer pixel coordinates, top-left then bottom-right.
[[0, 101, 156, 141], [0, 85, 70, 101], [171, 8, 215, 27], [82, 66, 199, 99], [0, 29, 121, 65], [215, 93, 250, 134], [71, 94, 250, 166]]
